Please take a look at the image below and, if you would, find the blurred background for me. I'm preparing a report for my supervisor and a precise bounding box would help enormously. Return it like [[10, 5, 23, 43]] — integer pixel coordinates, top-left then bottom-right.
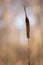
[[0, 0, 43, 65]]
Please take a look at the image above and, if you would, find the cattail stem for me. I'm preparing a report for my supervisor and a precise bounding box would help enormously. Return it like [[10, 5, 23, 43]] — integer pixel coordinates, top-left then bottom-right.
[[24, 5, 27, 17]]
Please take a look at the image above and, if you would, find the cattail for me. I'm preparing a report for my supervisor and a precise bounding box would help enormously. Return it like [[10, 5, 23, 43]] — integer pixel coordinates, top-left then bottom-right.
[[24, 5, 30, 39], [24, 5, 30, 65]]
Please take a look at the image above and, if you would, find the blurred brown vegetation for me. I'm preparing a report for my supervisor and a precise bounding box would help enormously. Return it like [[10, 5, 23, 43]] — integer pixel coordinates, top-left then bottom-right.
[[0, 0, 43, 65]]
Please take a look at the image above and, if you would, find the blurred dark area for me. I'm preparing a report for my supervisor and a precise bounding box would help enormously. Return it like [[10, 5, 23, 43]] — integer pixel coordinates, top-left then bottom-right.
[[0, 0, 43, 65]]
